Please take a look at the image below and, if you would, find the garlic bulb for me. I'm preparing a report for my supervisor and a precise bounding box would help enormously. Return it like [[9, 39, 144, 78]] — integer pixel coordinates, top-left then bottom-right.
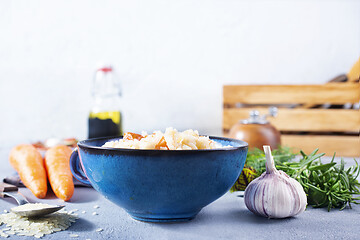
[[244, 145, 307, 218]]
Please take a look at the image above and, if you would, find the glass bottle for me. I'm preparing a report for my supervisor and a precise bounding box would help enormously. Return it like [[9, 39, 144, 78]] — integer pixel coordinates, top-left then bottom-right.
[[88, 66, 123, 139]]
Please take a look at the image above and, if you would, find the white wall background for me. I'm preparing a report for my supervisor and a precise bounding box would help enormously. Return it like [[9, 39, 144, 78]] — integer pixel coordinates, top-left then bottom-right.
[[0, 0, 359, 145]]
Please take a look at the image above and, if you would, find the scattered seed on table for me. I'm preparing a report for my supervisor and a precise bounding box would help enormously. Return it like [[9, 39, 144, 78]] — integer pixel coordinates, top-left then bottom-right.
[[0, 231, 8, 237], [68, 209, 79, 214], [69, 234, 79, 238], [81, 211, 86, 214], [3, 210, 8, 213], [93, 205, 99, 209], [92, 212, 98, 216], [96, 228, 103, 232]]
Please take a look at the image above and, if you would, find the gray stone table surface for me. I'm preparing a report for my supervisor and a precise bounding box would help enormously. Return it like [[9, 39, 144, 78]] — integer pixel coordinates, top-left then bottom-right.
[[0, 143, 359, 240]]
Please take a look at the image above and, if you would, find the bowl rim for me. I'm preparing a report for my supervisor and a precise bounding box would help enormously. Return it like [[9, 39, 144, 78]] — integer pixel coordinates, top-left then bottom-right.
[[77, 136, 248, 153]]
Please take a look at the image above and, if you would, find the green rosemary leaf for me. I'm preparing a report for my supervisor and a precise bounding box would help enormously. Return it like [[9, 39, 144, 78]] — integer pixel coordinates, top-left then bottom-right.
[[309, 162, 336, 172]]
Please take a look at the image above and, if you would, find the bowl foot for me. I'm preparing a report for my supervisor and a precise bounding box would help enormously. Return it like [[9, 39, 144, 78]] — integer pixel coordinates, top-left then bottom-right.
[[128, 212, 199, 223]]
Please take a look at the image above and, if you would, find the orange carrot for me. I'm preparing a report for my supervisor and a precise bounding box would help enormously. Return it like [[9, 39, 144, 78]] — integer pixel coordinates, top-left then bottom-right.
[[44, 145, 74, 201], [9, 144, 48, 198], [123, 132, 144, 141], [155, 136, 169, 150]]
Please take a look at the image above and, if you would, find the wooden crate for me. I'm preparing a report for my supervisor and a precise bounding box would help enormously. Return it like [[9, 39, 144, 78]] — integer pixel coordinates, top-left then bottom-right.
[[223, 83, 360, 157]]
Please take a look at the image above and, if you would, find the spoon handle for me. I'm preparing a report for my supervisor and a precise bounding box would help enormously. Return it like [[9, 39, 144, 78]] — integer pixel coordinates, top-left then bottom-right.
[[0, 182, 18, 196], [0, 182, 29, 205]]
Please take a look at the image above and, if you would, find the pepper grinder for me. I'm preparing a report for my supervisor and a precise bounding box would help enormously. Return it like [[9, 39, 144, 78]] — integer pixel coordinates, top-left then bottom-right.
[[228, 107, 281, 150]]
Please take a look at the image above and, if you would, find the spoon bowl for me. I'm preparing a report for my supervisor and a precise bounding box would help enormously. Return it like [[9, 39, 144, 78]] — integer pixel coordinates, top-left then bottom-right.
[[1, 182, 64, 217], [11, 204, 65, 218]]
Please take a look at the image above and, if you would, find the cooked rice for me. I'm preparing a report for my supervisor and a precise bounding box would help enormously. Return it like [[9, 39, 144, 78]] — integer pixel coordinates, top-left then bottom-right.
[[102, 127, 225, 150]]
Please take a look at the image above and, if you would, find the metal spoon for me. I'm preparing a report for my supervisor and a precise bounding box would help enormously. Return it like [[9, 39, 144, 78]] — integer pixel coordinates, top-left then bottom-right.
[[0, 182, 64, 217]]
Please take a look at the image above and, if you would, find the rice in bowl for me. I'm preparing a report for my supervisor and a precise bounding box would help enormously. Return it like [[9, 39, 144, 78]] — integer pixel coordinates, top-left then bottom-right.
[[102, 127, 227, 150]]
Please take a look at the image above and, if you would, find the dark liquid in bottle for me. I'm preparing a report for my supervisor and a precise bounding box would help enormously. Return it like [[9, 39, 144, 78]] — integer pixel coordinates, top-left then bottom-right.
[[88, 111, 123, 139]]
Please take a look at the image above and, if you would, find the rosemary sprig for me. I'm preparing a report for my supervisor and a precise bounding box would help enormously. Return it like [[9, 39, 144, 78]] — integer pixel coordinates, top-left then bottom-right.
[[276, 149, 360, 211]]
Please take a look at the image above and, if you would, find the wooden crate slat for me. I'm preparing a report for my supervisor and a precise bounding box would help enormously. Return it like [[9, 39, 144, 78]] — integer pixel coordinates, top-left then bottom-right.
[[223, 108, 360, 132], [223, 83, 360, 105], [282, 135, 360, 157]]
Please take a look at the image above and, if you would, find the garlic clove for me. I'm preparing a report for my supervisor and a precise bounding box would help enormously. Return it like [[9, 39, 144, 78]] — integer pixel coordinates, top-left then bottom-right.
[[244, 145, 307, 218]]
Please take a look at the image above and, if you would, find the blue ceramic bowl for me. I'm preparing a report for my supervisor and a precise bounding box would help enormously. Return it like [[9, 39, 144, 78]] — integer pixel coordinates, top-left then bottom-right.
[[70, 136, 248, 222]]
